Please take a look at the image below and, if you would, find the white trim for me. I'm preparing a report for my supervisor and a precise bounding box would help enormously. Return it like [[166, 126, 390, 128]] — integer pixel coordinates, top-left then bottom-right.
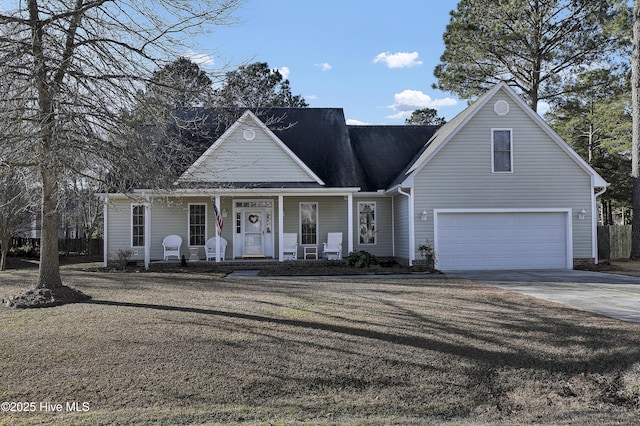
[[178, 110, 325, 186], [214, 196, 221, 262], [278, 195, 284, 261], [299, 201, 319, 246], [187, 203, 207, 247], [103, 196, 108, 268], [347, 194, 354, 254], [403, 82, 608, 188], [131, 203, 146, 248], [100, 187, 362, 200], [144, 203, 151, 270], [494, 100, 510, 116], [433, 208, 573, 270], [357, 201, 377, 245], [491, 128, 513, 173], [397, 188, 414, 266]]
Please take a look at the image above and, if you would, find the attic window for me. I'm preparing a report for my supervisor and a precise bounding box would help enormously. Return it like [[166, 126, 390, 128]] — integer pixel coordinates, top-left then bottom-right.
[[243, 129, 256, 141], [494, 100, 509, 116], [492, 129, 512, 173]]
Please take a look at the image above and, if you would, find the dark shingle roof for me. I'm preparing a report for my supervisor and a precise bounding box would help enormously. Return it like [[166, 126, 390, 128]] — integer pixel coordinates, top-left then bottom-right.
[[348, 125, 439, 191], [170, 108, 439, 191]]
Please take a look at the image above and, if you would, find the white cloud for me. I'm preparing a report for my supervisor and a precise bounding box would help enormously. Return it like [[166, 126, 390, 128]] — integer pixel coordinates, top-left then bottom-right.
[[537, 100, 551, 116], [346, 118, 370, 125], [277, 66, 290, 79], [305, 94, 318, 100], [373, 51, 422, 69], [314, 62, 332, 71], [385, 111, 413, 120], [386, 89, 457, 119], [184, 50, 214, 67]]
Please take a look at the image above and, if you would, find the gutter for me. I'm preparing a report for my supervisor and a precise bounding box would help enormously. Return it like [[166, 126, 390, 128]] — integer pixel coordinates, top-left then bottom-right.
[[592, 185, 608, 264], [397, 188, 414, 267]]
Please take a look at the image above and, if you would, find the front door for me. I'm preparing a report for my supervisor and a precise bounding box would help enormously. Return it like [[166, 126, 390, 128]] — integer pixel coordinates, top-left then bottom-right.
[[243, 210, 264, 257]]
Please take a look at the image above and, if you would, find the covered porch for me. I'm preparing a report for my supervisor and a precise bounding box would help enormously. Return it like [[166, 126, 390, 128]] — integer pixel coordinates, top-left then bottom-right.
[[103, 188, 359, 269]]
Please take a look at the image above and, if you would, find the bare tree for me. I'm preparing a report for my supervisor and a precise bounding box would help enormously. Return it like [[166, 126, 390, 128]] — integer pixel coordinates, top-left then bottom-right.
[[0, 167, 37, 271], [0, 0, 242, 307]]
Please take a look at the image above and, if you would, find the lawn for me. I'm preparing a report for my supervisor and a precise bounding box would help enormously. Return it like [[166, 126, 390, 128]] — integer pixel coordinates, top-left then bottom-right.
[[1, 265, 639, 425]]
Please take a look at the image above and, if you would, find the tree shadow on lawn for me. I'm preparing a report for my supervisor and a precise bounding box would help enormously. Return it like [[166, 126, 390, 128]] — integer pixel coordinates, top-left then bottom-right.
[[84, 297, 640, 378]]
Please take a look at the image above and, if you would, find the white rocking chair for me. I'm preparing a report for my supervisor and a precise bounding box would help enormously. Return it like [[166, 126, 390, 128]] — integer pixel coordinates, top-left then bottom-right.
[[323, 232, 343, 260], [205, 237, 227, 261], [282, 233, 298, 260], [162, 235, 182, 261]]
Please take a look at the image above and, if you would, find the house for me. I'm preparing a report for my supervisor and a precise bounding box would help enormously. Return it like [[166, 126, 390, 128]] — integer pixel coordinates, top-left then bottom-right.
[[100, 83, 607, 271]]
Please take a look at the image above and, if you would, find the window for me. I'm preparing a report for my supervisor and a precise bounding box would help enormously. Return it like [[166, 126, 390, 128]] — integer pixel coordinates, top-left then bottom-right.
[[189, 204, 206, 246], [492, 129, 512, 172], [300, 202, 318, 245], [132, 204, 145, 247], [358, 202, 376, 244]]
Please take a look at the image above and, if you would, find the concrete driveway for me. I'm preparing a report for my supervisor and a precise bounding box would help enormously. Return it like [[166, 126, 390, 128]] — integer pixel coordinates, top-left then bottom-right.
[[447, 269, 640, 324]]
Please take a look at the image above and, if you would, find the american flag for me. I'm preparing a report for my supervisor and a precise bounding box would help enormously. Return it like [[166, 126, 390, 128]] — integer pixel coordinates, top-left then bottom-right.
[[213, 203, 223, 234]]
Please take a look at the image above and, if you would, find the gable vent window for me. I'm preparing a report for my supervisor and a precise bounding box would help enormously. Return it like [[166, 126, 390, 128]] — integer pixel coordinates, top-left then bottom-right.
[[243, 129, 256, 141], [492, 129, 513, 173], [494, 100, 510, 116]]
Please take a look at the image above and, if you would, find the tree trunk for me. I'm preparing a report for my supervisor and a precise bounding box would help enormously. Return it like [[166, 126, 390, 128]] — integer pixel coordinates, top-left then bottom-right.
[[631, 0, 640, 258], [36, 166, 63, 289], [0, 237, 8, 271]]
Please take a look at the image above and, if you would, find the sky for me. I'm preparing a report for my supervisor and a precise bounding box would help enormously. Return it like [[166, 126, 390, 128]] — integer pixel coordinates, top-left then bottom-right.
[[189, 0, 465, 125]]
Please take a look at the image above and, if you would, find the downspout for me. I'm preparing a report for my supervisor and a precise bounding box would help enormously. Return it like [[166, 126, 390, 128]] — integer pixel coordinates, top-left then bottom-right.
[[397, 188, 414, 266], [592, 186, 607, 264]]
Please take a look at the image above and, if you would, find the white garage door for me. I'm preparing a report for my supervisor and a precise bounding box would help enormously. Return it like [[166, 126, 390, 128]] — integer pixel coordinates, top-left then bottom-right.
[[435, 211, 570, 270]]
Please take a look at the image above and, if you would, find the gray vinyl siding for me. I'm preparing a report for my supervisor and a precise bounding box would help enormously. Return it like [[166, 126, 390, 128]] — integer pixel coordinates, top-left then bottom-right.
[[283, 196, 348, 257], [352, 196, 393, 256], [105, 200, 135, 262], [393, 194, 410, 261], [412, 90, 594, 260], [106, 197, 236, 262], [187, 122, 315, 183]]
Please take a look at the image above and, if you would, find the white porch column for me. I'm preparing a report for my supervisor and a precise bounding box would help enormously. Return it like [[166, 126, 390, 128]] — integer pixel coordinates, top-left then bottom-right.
[[398, 187, 414, 266], [347, 193, 353, 254], [215, 195, 221, 262], [144, 202, 151, 270], [103, 195, 108, 268], [278, 194, 284, 261], [408, 188, 415, 266]]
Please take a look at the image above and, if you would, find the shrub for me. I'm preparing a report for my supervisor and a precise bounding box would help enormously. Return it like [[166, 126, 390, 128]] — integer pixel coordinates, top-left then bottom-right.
[[346, 250, 377, 268], [112, 249, 133, 271], [9, 244, 40, 258], [417, 240, 437, 269]]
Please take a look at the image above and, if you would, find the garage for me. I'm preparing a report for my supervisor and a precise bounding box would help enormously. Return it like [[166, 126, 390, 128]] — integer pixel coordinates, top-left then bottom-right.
[[434, 209, 571, 271]]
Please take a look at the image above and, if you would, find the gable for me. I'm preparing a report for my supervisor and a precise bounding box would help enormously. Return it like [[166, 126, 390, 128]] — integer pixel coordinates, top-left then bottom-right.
[[401, 83, 607, 189], [179, 111, 323, 185], [419, 90, 590, 185]]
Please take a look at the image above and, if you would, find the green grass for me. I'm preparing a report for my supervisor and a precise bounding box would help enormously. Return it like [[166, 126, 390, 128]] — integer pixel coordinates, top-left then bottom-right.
[[0, 267, 639, 425]]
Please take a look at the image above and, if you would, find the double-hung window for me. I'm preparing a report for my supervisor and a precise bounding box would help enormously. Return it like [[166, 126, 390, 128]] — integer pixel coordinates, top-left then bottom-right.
[[492, 129, 513, 173], [358, 202, 376, 244], [132, 205, 145, 247], [189, 204, 206, 246], [300, 202, 318, 245]]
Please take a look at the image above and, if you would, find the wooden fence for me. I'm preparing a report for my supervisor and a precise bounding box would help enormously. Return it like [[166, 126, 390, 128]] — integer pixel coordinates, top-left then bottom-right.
[[597, 225, 631, 260]]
